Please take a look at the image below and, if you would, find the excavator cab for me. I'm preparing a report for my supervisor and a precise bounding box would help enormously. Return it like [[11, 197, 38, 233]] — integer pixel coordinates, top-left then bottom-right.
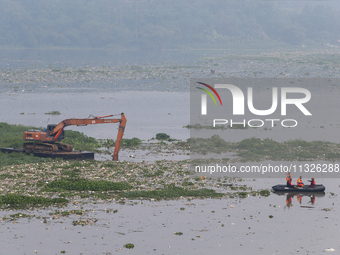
[[46, 124, 64, 141]]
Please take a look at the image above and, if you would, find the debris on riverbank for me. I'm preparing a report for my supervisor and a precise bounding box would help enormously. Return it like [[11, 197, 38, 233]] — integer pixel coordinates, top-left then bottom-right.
[[0, 159, 271, 208]]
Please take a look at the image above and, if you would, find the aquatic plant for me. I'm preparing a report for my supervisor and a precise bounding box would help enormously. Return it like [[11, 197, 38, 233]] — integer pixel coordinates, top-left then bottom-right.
[[72, 220, 87, 226], [43, 179, 133, 191], [50, 210, 84, 216], [62, 130, 100, 151], [100, 137, 141, 149], [124, 243, 134, 249], [45, 111, 61, 115], [156, 133, 170, 140], [190, 136, 340, 162], [120, 186, 223, 200], [0, 194, 68, 208], [259, 190, 270, 197]]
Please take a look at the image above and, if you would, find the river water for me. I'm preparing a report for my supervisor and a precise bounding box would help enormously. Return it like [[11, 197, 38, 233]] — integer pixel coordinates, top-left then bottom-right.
[[1, 49, 340, 254], [0, 178, 339, 255]]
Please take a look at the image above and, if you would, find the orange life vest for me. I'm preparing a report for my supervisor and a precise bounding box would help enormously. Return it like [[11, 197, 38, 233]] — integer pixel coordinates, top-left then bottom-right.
[[297, 178, 304, 187]]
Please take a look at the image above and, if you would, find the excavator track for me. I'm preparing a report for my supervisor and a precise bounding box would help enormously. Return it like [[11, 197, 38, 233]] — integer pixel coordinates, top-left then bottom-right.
[[2, 146, 93, 160], [16, 142, 93, 160], [55, 143, 73, 152], [23, 142, 73, 154], [23, 142, 59, 154]]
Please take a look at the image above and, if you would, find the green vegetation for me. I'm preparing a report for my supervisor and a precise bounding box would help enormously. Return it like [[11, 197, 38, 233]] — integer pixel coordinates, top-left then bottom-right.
[[238, 192, 248, 198], [45, 111, 61, 115], [121, 138, 142, 148], [62, 130, 100, 151], [0, 123, 103, 166], [174, 232, 183, 236], [0, 122, 41, 148], [43, 179, 132, 192], [189, 135, 230, 155], [8, 213, 34, 221], [120, 185, 223, 200], [156, 133, 171, 141], [124, 243, 134, 249], [0, 173, 16, 179], [0, 122, 100, 152], [0, 194, 68, 208], [42, 164, 132, 192], [100, 137, 142, 149], [72, 220, 88, 226], [0, 158, 273, 204], [50, 210, 84, 217], [190, 135, 340, 161], [260, 190, 270, 197], [235, 138, 340, 162], [0, 151, 51, 167]]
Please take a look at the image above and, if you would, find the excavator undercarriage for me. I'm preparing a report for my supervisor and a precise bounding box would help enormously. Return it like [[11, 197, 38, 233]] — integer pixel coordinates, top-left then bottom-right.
[[23, 142, 73, 154]]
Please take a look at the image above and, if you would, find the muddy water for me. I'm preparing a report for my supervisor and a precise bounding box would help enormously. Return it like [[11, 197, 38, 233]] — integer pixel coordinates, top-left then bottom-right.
[[0, 91, 190, 141], [1, 49, 340, 254], [0, 178, 339, 255], [95, 148, 189, 162]]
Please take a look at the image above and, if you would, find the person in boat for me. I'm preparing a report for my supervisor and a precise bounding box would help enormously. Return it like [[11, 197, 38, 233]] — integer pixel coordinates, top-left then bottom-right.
[[286, 172, 293, 187], [297, 176, 304, 187], [308, 177, 315, 187]]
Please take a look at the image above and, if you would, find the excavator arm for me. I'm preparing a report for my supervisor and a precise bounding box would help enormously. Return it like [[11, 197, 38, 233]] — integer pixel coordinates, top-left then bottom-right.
[[49, 113, 127, 160], [24, 113, 127, 161]]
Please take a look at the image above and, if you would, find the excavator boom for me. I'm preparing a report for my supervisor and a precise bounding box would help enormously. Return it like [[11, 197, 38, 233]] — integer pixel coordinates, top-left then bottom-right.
[[23, 113, 127, 161]]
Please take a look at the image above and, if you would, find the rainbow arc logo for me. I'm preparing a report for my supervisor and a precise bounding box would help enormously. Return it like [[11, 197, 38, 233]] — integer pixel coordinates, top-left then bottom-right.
[[196, 82, 223, 106], [196, 82, 222, 115]]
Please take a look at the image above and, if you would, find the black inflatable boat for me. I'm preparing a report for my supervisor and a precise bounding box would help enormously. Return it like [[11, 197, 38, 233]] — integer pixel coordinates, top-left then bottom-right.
[[272, 184, 325, 192]]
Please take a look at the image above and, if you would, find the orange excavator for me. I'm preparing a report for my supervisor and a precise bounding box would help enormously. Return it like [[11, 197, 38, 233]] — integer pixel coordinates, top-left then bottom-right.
[[23, 113, 127, 160]]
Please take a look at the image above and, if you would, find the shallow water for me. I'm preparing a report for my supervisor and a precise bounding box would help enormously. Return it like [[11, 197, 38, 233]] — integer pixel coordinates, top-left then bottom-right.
[[0, 178, 338, 255], [1, 48, 340, 254], [0, 91, 190, 141]]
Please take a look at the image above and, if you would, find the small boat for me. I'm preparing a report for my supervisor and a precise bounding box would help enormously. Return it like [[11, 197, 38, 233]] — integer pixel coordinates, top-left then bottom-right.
[[272, 184, 325, 192]]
